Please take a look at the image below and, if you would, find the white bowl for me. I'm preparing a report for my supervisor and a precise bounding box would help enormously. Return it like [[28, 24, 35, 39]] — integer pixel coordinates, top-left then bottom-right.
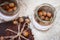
[[0, 0, 20, 23], [29, 3, 56, 31], [30, 14, 54, 31]]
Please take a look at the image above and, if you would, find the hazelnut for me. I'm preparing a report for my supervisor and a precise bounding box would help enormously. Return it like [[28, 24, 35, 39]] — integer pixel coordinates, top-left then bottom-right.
[[23, 30, 29, 37], [43, 11, 47, 16], [13, 20, 18, 24], [7, 8, 13, 12], [45, 17, 49, 21], [25, 18, 30, 23], [47, 12, 52, 17], [38, 11, 43, 16], [40, 16, 45, 20], [13, 7, 17, 11], [9, 3, 15, 7], [19, 17, 24, 23]]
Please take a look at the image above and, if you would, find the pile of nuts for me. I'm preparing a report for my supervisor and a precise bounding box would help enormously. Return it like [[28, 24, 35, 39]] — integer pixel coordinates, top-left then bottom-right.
[[34, 6, 55, 26], [1, 2, 17, 12], [13, 17, 30, 24], [38, 10, 53, 21], [37, 6, 53, 21]]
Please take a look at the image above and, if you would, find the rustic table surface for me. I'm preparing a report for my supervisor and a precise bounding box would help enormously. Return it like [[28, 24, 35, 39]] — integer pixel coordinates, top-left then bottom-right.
[[0, 0, 60, 40]]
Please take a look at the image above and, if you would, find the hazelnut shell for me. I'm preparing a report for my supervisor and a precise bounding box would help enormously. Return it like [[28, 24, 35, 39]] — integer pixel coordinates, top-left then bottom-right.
[[43, 11, 47, 16], [23, 31, 29, 37], [13, 20, 18, 24], [19, 17, 24, 23], [13, 7, 17, 11], [9, 3, 15, 8], [47, 12, 52, 17], [25, 19, 30, 23], [45, 17, 49, 21], [7, 8, 13, 12], [38, 11, 43, 16]]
